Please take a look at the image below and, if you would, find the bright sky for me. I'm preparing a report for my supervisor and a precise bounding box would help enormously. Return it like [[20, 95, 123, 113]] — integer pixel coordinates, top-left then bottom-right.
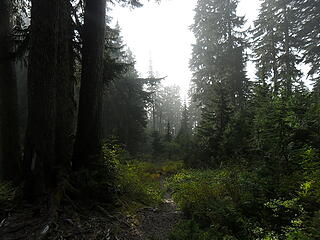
[[110, 0, 261, 98]]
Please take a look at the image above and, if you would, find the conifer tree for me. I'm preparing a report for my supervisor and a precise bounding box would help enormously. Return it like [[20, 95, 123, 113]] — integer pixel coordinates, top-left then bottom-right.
[[73, 0, 107, 170], [177, 102, 192, 159], [294, 0, 320, 83], [0, 0, 20, 182], [102, 25, 149, 153], [253, 0, 301, 96], [23, 0, 61, 199], [23, 0, 75, 204], [165, 121, 172, 142], [157, 85, 182, 135], [178, 102, 191, 138], [294, 0, 320, 145], [190, 0, 249, 166], [251, 0, 313, 186]]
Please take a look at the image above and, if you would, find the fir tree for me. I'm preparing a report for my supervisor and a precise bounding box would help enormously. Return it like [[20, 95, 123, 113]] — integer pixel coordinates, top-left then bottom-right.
[[252, 0, 302, 96], [0, 0, 20, 182], [190, 0, 249, 166]]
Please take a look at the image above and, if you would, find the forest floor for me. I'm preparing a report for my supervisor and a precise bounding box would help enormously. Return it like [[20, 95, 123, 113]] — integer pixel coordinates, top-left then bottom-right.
[[0, 175, 181, 240], [118, 190, 181, 240]]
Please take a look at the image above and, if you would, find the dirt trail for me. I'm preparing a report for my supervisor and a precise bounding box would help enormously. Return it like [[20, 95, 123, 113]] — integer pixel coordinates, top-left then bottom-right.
[[136, 194, 180, 239], [0, 177, 181, 240], [118, 177, 181, 240]]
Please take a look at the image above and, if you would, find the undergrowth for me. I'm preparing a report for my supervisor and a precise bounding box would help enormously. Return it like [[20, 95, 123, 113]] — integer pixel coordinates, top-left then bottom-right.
[[167, 168, 263, 240], [117, 160, 163, 212], [117, 160, 184, 213], [0, 181, 16, 218], [94, 138, 183, 214], [167, 151, 320, 240]]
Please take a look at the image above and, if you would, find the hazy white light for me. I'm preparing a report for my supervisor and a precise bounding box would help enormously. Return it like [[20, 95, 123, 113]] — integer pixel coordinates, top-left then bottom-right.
[[110, 0, 260, 98]]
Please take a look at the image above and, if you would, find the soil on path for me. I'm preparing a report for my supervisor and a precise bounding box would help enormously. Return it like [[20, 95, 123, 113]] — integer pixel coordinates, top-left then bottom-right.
[[0, 178, 181, 240], [128, 195, 181, 239], [118, 177, 182, 240]]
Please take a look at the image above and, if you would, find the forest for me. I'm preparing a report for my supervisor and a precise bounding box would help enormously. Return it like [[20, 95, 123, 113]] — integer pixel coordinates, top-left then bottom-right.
[[0, 0, 319, 239]]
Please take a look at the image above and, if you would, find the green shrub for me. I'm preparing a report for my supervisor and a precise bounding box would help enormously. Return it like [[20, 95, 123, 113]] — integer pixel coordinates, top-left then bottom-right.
[[167, 148, 320, 239], [71, 139, 124, 203], [160, 160, 184, 175], [252, 148, 320, 240], [166, 168, 263, 239], [0, 181, 15, 211], [72, 138, 165, 210], [169, 219, 205, 240], [169, 219, 238, 240], [116, 160, 183, 212], [117, 160, 162, 208]]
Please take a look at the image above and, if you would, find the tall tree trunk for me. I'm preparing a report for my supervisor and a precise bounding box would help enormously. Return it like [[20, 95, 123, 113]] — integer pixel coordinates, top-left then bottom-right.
[[23, 0, 59, 200], [56, 0, 75, 179], [23, 0, 74, 208], [51, 0, 75, 215], [73, 0, 106, 170], [0, 0, 21, 183]]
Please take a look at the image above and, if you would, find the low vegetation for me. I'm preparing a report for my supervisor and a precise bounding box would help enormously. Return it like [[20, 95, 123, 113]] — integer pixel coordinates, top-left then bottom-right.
[[167, 149, 320, 239]]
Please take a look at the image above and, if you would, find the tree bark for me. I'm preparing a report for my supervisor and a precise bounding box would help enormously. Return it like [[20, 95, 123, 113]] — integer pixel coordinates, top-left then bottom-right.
[[23, 0, 75, 207], [50, 0, 75, 215], [0, 0, 21, 183], [73, 0, 107, 170], [56, 0, 75, 177], [23, 0, 59, 200]]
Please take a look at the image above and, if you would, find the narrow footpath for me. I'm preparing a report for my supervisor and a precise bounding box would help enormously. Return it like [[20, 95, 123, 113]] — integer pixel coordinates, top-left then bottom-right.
[[0, 177, 181, 240], [118, 177, 181, 240]]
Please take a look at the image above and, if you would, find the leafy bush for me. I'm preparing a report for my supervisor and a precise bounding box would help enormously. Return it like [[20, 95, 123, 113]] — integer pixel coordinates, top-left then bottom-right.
[[262, 148, 320, 240], [166, 168, 264, 239], [169, 219, 207, 240], [169, 219, 238, 240], [168, 147, 320, 239], [159, 160, 184, 175], [73, 137, 181, 211], [117, 160, 162, 209], [0, 181, 15, 212], [71, 139, 124, 203], [116, 159, 183, 212], [77, 139, 165, 206]]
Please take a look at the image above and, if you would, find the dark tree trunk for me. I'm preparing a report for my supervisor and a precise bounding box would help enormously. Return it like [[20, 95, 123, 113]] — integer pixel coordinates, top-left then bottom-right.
[[23, 0, 59, 200], [0, 0, 21, 183], [23, 0, 75, 204], [50, 0, 75, 214], [56, 0, 75, 177], [73, 0, 107, 170]]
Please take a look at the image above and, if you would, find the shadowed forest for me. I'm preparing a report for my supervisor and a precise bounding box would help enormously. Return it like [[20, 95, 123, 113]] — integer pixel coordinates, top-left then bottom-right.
[[0, 0, 320, 239]]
